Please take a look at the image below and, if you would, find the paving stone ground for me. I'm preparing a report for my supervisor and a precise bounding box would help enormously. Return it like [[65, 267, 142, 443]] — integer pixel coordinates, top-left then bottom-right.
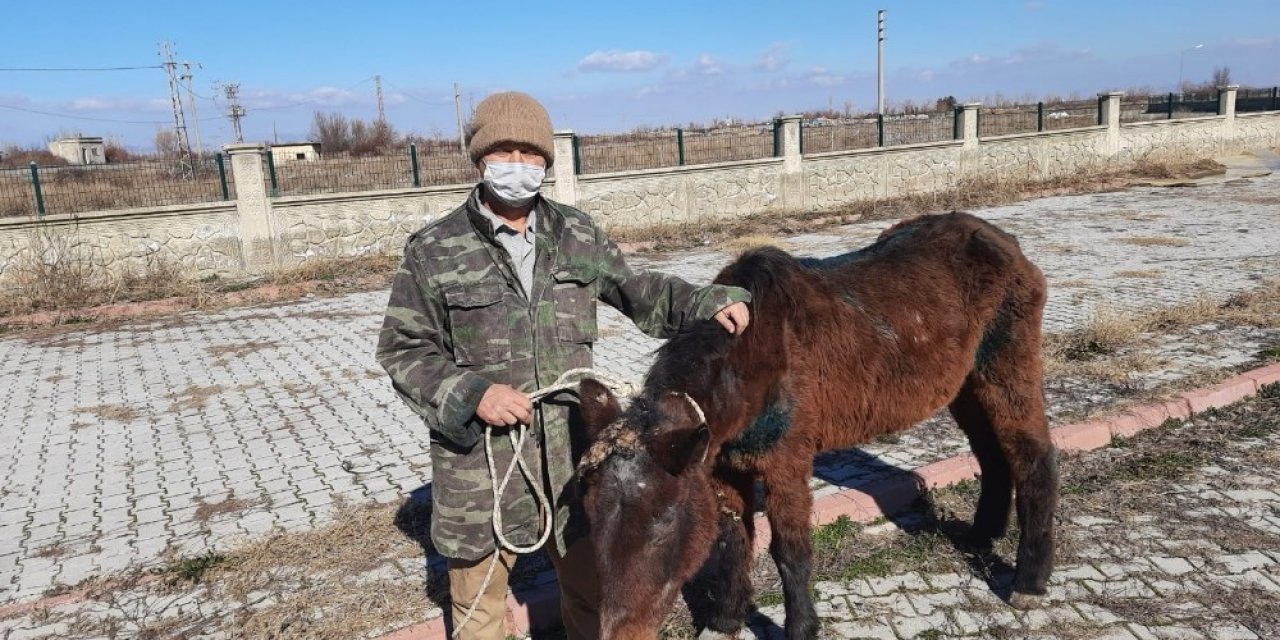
[[739, 388, 1280, 640], [0, 166, 1278, 634]]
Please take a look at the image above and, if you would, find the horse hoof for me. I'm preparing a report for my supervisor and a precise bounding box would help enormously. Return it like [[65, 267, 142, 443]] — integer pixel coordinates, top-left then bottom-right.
[[1009, 591, 1045, 610], [697, 629, 741, 640]]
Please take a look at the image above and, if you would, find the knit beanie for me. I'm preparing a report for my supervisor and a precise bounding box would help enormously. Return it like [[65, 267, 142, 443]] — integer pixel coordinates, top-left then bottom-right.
[[467, 91, 555, 168]]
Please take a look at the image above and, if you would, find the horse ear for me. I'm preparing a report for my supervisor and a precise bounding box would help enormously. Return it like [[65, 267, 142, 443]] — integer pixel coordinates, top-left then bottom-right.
[[648, 425, 711, 476], [578, 378, 621, 439]]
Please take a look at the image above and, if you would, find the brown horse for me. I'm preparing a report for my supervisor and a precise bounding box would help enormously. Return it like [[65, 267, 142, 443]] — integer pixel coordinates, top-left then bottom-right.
[[576, 211, 1058, 639]]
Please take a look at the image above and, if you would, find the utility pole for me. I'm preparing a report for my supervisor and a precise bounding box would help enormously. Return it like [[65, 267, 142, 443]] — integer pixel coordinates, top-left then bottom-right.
[[375, 74, 386, 124], [454, 82, 466, 153], [181, 62, 203, 156], [877, 9, 886, 115], [223, 83, 246, 143], [160, 41, 194, 179]]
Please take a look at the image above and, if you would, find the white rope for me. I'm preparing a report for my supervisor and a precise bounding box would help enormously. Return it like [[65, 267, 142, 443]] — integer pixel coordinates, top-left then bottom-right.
[[452, 367, 637, 638]]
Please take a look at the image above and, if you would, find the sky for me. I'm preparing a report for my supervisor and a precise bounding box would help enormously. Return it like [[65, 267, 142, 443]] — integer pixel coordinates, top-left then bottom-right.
[[1, 0, 1277, 152]]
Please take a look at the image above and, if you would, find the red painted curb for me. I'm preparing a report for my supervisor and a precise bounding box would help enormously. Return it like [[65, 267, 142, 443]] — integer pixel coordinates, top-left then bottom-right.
[[1178, 375, 1259, 414], [1244, 362, 1280, 389]]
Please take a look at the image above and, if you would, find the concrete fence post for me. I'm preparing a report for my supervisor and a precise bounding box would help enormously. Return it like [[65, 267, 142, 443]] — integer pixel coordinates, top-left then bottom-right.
[[552, 130, 578, 206], [1100, 91, 1124, 156], [779, 115, 805, 210], [959, 103, 981, 150], [224, 143, 276, 273], [1219, 85, 1239, 143]]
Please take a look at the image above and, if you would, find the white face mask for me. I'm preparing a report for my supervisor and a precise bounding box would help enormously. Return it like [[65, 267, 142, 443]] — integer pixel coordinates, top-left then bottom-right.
[[483, 162, 546, 207]]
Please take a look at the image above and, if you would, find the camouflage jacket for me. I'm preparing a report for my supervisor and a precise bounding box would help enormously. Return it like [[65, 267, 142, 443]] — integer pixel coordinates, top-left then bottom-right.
[[376, 187, 751, 560]]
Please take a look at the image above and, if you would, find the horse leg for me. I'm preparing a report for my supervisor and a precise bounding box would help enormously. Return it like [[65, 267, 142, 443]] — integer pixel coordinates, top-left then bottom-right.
[[762, 460, 820, 640], [948, 382, 1013, 548], [965, 357, 1059, 600], [684, 470, 757, 638]]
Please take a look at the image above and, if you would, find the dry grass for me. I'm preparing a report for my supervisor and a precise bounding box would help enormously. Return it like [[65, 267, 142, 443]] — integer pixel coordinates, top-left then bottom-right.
[[166, 384, 251, 414], [1117, 235, 1190, 248], [267, 253, 399, 286], [1046, 305, 1144, 362], [193, 493, 262, 524], [1113, 269, 1163, 279], [1129, 157, 1226, 179], [1043, 278, 1280, 384], [77, 403, 142, 423], [609, 158, 1216, 251], [0, 227, 208, 320], [1052, 279, 1091, 288], [720, 234, 791, 255]]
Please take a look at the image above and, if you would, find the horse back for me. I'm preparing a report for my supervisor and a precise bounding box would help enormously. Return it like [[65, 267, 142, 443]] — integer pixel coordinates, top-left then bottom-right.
[[714, 211, 1045, 449]]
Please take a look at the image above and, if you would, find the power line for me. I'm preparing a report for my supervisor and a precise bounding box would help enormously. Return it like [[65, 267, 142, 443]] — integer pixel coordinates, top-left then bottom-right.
[[0, 65, 164, 72], [0, 103, 165, 124]]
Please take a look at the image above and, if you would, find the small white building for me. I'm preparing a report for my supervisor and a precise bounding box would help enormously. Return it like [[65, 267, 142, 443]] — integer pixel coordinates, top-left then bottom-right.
[[270, 142, 322, 162], [48, 136, 106, 165]]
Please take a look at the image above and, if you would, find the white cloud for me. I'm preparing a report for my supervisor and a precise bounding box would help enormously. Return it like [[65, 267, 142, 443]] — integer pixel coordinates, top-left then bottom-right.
[[1024, 1, 1047, 11], [63, 97, 169, 112], [696, 55, 724, 76], [577, 50, 666, 73], [918, 70, 935, 82], [755, 43, 791, 72], [807, 66, 846, 87]]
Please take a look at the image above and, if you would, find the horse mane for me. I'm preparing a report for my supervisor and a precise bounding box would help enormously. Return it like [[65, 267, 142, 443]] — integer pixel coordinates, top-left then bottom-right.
[[643, 246, 805, 404]]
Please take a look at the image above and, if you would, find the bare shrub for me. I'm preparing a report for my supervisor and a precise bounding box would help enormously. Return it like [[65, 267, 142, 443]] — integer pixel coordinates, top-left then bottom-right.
[[0, 145, 69, 169], [1, 226, 106, 315], [0, 226, 202, 318]]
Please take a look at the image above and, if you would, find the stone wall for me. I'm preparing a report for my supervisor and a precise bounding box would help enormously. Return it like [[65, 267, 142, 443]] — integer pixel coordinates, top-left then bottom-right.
[[269, 186, 470, 261], [0, 203, 240, 285], [1, 89, 1277, 286]]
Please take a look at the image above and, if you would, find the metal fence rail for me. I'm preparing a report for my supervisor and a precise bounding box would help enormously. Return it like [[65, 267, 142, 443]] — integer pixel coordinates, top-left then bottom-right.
[[576, 134, 679, 174], [267, 146, 473, 196], [1237, 87, 1280, 113], [801, 120, 879, 153], [0, 155, 233, 218], [882, 112, 953, 146], [978, 106, 1040, 138], [1042, 101, 1100, 130], [680, 127, 775, 165], [1126, 92, 1221, 122]]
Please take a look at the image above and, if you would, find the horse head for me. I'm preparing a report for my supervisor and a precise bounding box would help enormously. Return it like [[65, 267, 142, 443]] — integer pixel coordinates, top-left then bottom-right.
[[576, 378, 719, 638]]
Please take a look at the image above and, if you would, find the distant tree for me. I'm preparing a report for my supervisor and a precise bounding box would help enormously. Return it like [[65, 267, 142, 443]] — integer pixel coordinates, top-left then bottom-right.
[[934, 96, 958, 112], [154, 129, 179, 158], [103, 138, 134, 163], [311, 111, 351, 154], [311, 111, 398, 155], [1212, 66, 1232, 88]]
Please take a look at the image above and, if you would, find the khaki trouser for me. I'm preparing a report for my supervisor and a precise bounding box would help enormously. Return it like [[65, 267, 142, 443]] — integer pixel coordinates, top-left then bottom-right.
[[448, 537, 601, 640]]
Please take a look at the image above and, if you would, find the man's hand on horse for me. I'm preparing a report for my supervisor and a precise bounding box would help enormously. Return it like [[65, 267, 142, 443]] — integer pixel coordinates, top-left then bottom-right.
[[477, 384, 534, 426], [714, 301, 750, 335]]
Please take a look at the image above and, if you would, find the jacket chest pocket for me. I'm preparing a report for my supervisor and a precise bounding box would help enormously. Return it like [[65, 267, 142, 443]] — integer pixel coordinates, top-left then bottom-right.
[[442, 283, 512, 365], [551, 265, 598, 344]]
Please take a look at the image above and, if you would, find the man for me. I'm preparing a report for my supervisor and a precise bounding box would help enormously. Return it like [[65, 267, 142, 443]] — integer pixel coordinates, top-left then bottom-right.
[[376, 91, 750, 640]]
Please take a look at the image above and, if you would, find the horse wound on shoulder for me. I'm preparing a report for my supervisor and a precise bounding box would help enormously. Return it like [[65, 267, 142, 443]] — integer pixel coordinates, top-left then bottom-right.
[[723, 399, 793, 456]]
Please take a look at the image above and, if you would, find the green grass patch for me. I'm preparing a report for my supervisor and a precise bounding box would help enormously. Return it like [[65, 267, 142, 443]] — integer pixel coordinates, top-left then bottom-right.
[[1111, 452, 1203, 482], [812, 515, 860, 550], [166, 550, 234, 583], [1258, 344, 1280, 361], [755, 590, 786, 607], [834, 531, 948, 581]]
